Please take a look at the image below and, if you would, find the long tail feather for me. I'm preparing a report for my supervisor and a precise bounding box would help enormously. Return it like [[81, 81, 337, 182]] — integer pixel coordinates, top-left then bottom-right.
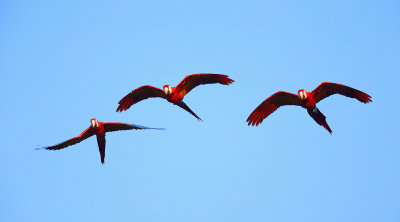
[[307, 108, 332, 134], [96, 135, 106, 164], [177, 101, 203, 121]]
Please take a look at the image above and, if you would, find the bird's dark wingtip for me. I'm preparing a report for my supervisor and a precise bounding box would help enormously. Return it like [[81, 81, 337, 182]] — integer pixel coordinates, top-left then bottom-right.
[[126, 123, 166, 130], [35, 147, 46, 151]]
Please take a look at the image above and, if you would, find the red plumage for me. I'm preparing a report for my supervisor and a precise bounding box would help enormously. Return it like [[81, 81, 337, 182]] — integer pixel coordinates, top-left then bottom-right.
[[40, 119, 160, 164], [116, 73, 234, 120], [247, 82, 372, 133]]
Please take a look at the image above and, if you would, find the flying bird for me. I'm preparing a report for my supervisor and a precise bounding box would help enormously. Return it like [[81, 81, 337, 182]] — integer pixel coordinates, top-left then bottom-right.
[[116, 73, 234, 121], [246, 82, 372, 133], [38, 118, 163, 164]]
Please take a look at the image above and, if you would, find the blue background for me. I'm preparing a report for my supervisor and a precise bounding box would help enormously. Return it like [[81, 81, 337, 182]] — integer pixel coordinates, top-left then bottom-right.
[[1, 0, 399, 221]]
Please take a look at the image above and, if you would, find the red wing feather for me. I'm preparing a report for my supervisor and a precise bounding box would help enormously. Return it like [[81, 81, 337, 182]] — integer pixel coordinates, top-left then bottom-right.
[[116, 85, 166, 112], [311, 82, 372, 103], [175, 73, 234, 98], [247, 91, 301, 126], [44, 127, 94, 150]]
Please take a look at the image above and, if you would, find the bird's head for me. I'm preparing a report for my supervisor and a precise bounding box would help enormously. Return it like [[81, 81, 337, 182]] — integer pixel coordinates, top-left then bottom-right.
[[90, 118, 99, 128], [298, 89, 307, 100], [163, 85, 172, 95]]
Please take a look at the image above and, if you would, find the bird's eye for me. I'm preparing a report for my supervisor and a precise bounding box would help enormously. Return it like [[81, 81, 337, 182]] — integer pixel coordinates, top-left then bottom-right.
[[168, 86, 172, 94]]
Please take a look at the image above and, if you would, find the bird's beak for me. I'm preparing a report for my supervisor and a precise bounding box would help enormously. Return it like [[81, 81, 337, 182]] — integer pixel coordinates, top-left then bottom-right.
[[164, 87, 169, 95]]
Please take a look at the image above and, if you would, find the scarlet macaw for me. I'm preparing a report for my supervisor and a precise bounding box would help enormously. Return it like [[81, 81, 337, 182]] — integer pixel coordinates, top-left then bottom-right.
[[247, 82, 372, 133], [116, 73, 234, 121], [38, 118, 163, 164]]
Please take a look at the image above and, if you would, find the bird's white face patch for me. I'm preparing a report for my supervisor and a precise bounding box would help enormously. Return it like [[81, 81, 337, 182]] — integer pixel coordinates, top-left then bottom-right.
[[91, 119, 98, 128], [299, 90, 307, 100], [164, 86, 172, 95]]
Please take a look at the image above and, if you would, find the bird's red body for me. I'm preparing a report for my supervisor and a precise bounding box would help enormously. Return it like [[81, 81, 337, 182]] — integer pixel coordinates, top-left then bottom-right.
[[247, 82, 372, 133], [116, 73, 234, 120], [92, 121, 106, 135], [299, 91, 316, 109], [39, 118, 161, 164], [165, 86, 183, 104]]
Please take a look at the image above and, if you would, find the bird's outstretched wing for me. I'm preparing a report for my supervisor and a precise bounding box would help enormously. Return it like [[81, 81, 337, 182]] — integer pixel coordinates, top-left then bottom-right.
[[311, 82, 372, 103], [175, 73, 234, 98], [116, 85, 167, 112], [41, 127, 94, 150], [103, 122, 164, 132], [247, 91, 301, 126]]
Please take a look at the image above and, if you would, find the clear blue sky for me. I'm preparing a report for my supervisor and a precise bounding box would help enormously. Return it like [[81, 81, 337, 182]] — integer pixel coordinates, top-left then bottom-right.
[[1, 0, 399, 221]]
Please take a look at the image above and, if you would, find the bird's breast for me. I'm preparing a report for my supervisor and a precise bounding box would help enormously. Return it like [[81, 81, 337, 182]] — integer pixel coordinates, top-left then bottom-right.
[[301, 98, 316, 109], [167, 93, 183, 104], [93, 126, 106, 135]]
